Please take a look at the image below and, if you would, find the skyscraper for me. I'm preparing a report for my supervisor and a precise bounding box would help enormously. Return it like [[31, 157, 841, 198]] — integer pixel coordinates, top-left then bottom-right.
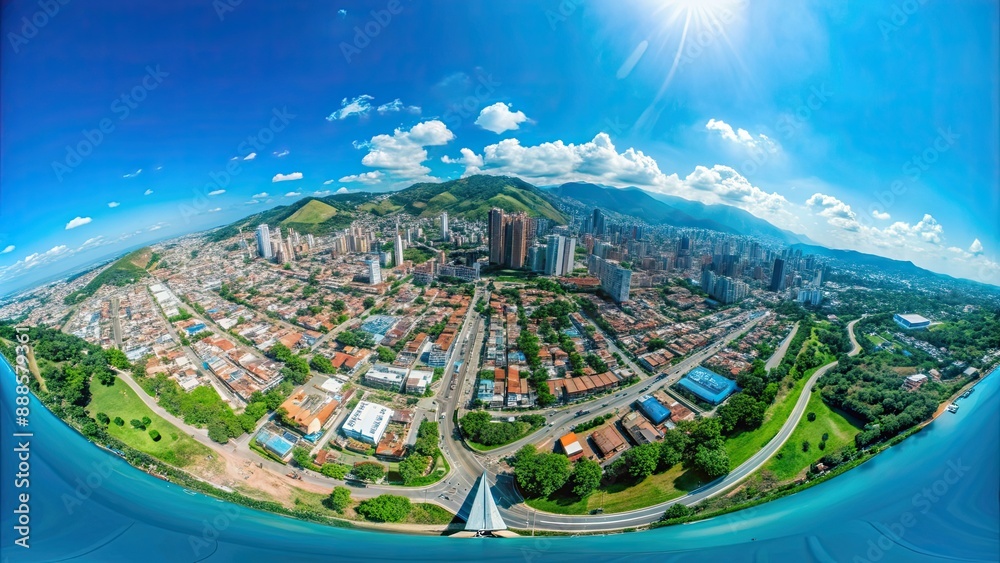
[[488, 208, 506, 265], [545, 235, 565, 276], [770, 258, 787, 292], [256, 224, 273, 260], [587, 255, 632, 303], [441, 212, 449, 240], [366, 258, 382, 285], [394, 233, 405, 268], [561, 236, 576, 275], [592, 208, 606, 236], [508, 212, 529, 269]]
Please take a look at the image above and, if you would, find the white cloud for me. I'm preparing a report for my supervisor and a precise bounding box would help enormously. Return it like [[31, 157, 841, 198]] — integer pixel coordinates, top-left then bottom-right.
[[272, 172, 303, 182], [108, 201, 120, 208], [326, 94, 374, 121], [273, 149, 289, 157], [323, 179, 335, 185], [252, 192, 269, 198], [442, 148, 485, 176], [144, 189, 154, 196], [229, 156, 238, 161], [337, 9, 347, 18], [65, 216, 92, 230], [208, 208, 222, 213], [969, 238, 984, 254], [872, 209, 891, 220], [244, 152, 257, 161], [336, 187, 349, 194], [339, 170, 384, 184], [123, 168, 142, 178], [245, 199, 260, 205], [475, 102, 529, 134], [1, 245, 14, 254], [284, 191, 302, 197], [347, 120, 455, 183], [705, 119, 777, 153], [208, 189, 225, 196], [885, 214, 944, 245], [806, 193, 861, 232], [312, 190, 332, 196], [377, 98, 421, 114]]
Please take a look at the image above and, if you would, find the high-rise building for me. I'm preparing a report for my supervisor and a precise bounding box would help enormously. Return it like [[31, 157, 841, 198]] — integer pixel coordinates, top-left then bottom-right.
[[366, 258, 382, 285], [528, 245, 546, 272], [587, 255, 632, 303], [256, 224, 273, 260], [306, 234, 315, 248], [545, 235, 565, 276], [394, 225, 405, 268], [441, 212, 449, 240], [769, 258, 787, 292], [508, 212, 529, 269], [592, 208, 606, 237], [488, 208, 506, 265], [561, 236, 576, 274]]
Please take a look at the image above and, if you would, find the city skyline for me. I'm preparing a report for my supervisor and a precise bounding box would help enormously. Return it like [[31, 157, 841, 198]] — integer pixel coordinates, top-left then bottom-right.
[[1, 0, 998, 291]]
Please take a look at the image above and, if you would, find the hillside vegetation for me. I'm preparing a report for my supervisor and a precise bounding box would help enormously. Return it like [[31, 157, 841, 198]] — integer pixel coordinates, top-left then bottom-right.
[[64, 247, 151, 305], [365, 175, 568, 224], [207, 193, 372, 242]]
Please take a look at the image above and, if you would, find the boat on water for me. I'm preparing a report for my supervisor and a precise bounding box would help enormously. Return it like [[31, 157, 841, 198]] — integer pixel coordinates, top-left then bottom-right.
[[947, 403, 960, 413]]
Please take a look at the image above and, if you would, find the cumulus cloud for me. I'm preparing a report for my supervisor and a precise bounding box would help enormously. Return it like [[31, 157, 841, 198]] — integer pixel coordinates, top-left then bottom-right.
[[123, 169, 142, 178], [886, 214, 944, 245], [441, 148, 485, 176], [1, 245, 14, 254], [326, 94, 374, 121], [144, 189, 154, 195], [806, 193, 861, 232], [208, 208, 222, 213], [339, 171, 383, 184], [872, 209, 891, 220], [65, 216, 92, 230], [337, 9, 347, 18], [312, 190, 332, 196], [377, 98, 421, 114], [323, 179, 335, 185], [475, 102, 529, 134], [273, 149, 289, 157], [705, 119, 777, 153], [336, 187, 349, 194], [272, 172, 303, 182], [243, 152, 257, 161], [284, 191, 302, 197], [208, 189, 225, 196], [969, 238, 984, 255], [252, 192, 269, 198], [344, 120, 455, 183], [108, 201, 120, 208]]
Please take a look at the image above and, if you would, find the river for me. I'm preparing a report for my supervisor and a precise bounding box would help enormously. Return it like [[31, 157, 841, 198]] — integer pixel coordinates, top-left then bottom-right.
[[1, 356, 997, 562]]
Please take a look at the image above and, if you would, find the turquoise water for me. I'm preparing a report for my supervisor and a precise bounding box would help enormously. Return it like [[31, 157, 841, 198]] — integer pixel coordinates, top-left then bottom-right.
[[1, 355, 997, 562]]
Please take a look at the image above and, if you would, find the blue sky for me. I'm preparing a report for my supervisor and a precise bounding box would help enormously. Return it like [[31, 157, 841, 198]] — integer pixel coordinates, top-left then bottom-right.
[[1, 0, 998, 292]]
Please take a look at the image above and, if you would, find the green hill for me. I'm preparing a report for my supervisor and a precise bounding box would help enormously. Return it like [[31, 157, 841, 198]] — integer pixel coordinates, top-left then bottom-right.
[[207, 193, 372, 242], [64, 247, 151, 305], [365, 175, 568, 224]]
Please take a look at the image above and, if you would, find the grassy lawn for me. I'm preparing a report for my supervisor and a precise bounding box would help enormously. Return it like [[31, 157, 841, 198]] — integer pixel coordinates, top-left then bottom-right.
[[525, 464, 702, 515], [867, 334, 888, 346], [294, 489, 455, 525], [762, 389, 864, 480], [405, 503, 456, 525], [467, 423, 544, 452], [88, 377, 214, 468]]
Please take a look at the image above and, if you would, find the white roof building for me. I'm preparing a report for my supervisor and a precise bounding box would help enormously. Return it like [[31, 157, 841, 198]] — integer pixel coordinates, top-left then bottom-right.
[[342, 401, 394, 444]]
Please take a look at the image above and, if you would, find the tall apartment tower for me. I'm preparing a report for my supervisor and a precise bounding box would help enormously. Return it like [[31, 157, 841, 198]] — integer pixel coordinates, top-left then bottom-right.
[[441, 212, 449, 240], [770, 258, 787, 292], [488, 208, 506, 265], [256, 224, 273, 260], [366, 258, 382, 285]]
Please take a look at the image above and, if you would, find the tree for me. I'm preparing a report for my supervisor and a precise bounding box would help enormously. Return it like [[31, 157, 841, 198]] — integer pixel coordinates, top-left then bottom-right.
[[332, 299, 347, 313], [363, 297, 376, 309], [659, 430, 689, 469], [96, 412, 111, 425], [802, 440, 811, 452], [376, 346, 397, 363], [321, 463, 349, 479], [130, 419, 145, 430], [352, 462, 386, 483], [207, 420, 230, 443], [356, 494, 411, 522], [113, 416, 125, 426], [512, 448, 570, 498], [717, 393, 767, 434], [570, 458, 602, 498], [693, 444, 730, 478], [141, 416, 151, 427], [326, 486, 352, 513], [105, 347, 131, 370], [399, 454, 431, 485], [623, 443, 659, 479], [310, 354, 334, 373], [149, 429, 161, 441], [807, 412, 817, 422], [664, 503, 692, 520]]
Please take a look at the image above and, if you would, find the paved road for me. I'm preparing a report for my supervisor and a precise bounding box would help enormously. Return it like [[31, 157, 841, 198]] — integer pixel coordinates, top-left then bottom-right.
[[110, 296, 123, 349], [491, 316, 864, 531], [766, 321, 800, 371]]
